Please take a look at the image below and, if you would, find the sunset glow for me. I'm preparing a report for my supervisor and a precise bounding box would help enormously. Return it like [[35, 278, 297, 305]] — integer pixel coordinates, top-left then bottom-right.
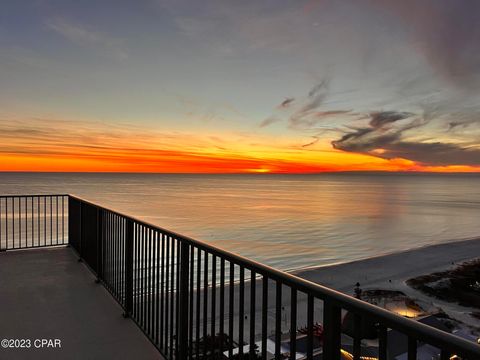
[[1, 116, 479, 173]]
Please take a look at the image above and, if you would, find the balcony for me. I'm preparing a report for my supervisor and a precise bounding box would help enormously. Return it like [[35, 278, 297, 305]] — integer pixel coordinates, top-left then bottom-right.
[[1, 195, 479, 360], [0, 246, 161, 360]]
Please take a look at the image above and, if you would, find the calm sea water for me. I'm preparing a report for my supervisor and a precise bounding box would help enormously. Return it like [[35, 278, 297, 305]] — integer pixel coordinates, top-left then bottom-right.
[[1, 172, 479, 271]]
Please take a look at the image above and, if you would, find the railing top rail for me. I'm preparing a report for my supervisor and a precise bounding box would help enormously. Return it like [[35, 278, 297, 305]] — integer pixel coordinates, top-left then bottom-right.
[[68, 194, 480, 357], [0, 194, 69, 198]]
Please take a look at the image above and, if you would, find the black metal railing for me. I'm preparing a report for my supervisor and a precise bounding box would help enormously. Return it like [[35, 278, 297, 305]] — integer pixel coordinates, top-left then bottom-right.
[[66, 195, 480, 360], [0, 195, 68, 251], [1, 194, 479, 359]]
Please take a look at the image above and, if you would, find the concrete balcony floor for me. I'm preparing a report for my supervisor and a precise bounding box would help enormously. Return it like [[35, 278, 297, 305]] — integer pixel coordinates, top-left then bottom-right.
[[0, 247, 163, 360]]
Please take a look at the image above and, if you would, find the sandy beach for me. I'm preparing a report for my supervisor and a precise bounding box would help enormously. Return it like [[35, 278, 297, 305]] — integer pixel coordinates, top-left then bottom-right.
[[292, 237, 480, 329], [195, 237, 480, 342], [294, 236, 480, 294], [294, 237, 480, 287]]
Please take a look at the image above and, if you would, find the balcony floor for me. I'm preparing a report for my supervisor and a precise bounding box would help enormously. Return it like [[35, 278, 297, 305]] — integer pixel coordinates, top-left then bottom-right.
[[0, 247, 163, 360]]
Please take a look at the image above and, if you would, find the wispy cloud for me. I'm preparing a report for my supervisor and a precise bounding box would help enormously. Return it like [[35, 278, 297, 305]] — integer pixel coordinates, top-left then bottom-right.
[[447, 110, 480, 132], [259, 116, 281, 128], [45, 18, 128, 59], [261, 81, 348, 131], [279, 98, 295, 108]]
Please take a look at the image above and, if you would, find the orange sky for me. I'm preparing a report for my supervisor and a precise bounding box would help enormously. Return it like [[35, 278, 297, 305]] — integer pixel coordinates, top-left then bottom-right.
[[2, 153, 479, 173], [1, 118, 479, 173]]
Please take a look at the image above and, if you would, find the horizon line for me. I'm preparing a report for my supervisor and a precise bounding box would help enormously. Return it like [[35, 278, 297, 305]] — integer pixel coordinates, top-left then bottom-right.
[[1, 170, 480, 175]]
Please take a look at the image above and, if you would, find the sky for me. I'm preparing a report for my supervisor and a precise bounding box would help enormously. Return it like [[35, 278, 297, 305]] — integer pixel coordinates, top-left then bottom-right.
[[1, 0, 480, 173]]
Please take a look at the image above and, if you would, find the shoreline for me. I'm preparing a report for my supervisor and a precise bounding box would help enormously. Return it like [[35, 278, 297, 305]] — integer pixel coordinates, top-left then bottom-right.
[[291, 237, 480, 296], [289, 236, 480, 275], [291, 237, 480, 330]]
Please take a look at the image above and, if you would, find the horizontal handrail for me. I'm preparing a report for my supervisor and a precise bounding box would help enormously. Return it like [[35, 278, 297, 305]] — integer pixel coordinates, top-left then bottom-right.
[[0, 194, 69, 198], [68, 194, 480, 359]]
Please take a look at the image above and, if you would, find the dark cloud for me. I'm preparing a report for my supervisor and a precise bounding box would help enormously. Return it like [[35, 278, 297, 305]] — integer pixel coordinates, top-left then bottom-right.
[[369, 111, 413, 128], [332, 127, 401, 153], [332, 111, 414, 152], [379, 141, 480, 166], [372, 0, 480, 87], [332, 110, 480, 166], [280, 97, 295, 108]]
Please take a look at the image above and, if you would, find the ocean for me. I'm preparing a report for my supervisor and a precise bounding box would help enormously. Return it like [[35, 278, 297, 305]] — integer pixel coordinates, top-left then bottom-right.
[[1, 172, 479, 271]]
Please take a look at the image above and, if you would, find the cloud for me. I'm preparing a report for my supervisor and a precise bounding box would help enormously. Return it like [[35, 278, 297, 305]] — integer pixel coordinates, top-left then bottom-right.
[[370, 0, 480, 87], [301, 135, 320, 148], [331, 110, 480, 166], [377, 141, 480, 166], [289, 80, 329, 128], [259, 116, 281, 128], [279, 98, 295, 108], [331, 111, 423, 153], [261, 80, 345, 130], [368, 111, 413, 128], [46, 18, 128, 59], [332, 127, 401, 153], [0, 117, 215, 156], [448, 119, 479, 131], [446, 110, 480, 131]]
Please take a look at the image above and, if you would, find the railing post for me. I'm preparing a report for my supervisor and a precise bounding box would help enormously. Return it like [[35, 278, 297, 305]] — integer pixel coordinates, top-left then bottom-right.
[[323, 300, 341, 360], [95, 208, 103, 283], [76, 200, 84, 262], [124, 219, 134, 318], [177, 241, 190, 360], [378, 325, 388, 360]]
